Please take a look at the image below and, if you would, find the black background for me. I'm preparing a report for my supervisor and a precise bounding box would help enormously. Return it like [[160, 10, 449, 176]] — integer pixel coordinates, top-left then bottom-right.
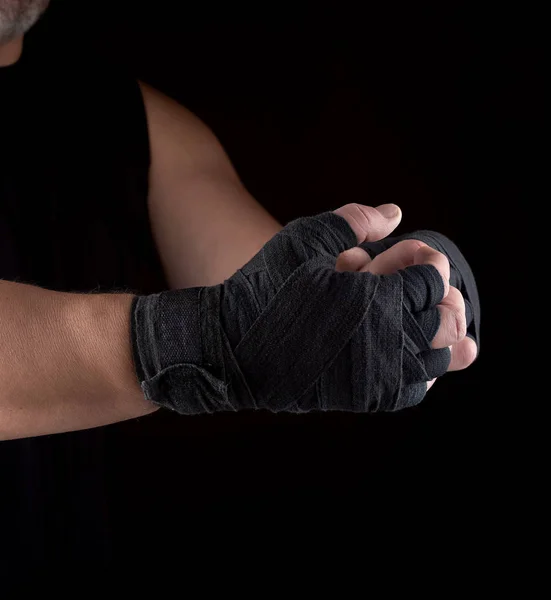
[[3, 0, 540, 564]]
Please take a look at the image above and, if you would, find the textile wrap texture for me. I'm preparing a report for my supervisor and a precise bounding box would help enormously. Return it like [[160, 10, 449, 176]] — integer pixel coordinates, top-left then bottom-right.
[[130, 211, 451, 415], [359, 229, 480, 354]]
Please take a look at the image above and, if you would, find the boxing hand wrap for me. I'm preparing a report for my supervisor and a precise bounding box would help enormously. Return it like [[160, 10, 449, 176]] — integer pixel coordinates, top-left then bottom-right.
[[359, 229, 481, 354], [130, 211, 456, 415]]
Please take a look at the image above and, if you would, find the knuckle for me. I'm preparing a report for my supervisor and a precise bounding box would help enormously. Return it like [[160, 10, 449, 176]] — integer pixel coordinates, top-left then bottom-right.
[[447, 286, 465, 312], [453, 308, 467, 342], [423, 246, 447, 265], [463, 339, 478, 367], [351, 204, 377, 230], [447, 285, 460, 299], [439, 252, 451, 275], [450, 285, 463, 300], [336, 247, 370, 272], [415, 247, 450, 295], [435, 249, 450, 269], [439, 305, 466, 345], [399, 239, 426, 253]]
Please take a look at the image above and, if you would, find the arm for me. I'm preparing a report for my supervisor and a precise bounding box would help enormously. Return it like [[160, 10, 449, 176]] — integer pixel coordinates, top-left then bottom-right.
[[0, 206, 471, 439], [0, 280, 152, 440], [1, 85, 284, 440], [139, 81, 284, 289]]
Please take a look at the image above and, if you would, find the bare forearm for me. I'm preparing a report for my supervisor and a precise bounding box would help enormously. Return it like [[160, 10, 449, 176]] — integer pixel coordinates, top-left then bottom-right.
[[0, 280, 156, 441], [139, 81, 284, 288], [149, 176, 284, 289]]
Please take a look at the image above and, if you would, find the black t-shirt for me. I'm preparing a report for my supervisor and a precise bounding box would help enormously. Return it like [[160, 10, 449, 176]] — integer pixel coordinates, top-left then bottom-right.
[[1, 19, 437, 567], [0, 32, 169, 563]]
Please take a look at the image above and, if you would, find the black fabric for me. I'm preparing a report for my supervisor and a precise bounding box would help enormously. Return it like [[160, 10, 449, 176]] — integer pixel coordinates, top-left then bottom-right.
[[131, 212, 449, 415], [359, 230, 481, 353], [0, 27, 169, 562], [0, 7, 483, 567]]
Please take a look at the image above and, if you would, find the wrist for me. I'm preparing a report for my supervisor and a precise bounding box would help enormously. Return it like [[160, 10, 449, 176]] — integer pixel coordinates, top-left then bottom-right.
[[64, 290, 159, 420], [131, 287, 243, 414], [0, 279, 158, 440]]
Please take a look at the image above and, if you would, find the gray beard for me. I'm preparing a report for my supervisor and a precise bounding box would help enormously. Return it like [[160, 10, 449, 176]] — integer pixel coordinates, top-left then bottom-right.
[[0, 0, 51, 44]]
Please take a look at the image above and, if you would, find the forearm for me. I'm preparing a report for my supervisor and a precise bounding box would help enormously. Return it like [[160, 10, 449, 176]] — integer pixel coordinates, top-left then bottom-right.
[[149, 176, 284, 289], [0, 280, 155, 441], [139, 80, 284, 289]]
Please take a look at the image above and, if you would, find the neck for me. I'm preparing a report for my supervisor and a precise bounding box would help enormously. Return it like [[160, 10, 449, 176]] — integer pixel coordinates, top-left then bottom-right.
[[0, 36, 24, 67]]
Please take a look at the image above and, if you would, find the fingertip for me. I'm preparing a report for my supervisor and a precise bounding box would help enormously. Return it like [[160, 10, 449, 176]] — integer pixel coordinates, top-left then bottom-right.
[[466, 334, 479, 359], [448, 336, 478, 371], [366, 239, 427, 274], [336, 247, 372, 272], [334, 204, 403, 243], [375, 204, 402, 221], [464, 336, 479, 364]]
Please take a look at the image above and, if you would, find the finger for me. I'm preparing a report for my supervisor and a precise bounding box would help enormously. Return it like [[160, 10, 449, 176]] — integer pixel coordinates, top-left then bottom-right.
[[265, 206, 397, 277], [419, 347, 451, 377], [431, 286, 467, 349], [333, 203, 402, 244], [398, 382, 427, 409], [360, 231, 435, 260], [335, 247, 372, 272], [401, 263, 447, 313], [448, 336, 478, 371], [413, 245, 450, 299], [364, 239, 428, 274]]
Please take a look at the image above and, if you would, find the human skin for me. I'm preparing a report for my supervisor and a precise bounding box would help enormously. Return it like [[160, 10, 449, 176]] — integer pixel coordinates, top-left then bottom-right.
[[0, 203, 473, 440], [0, 10, 474, 439]]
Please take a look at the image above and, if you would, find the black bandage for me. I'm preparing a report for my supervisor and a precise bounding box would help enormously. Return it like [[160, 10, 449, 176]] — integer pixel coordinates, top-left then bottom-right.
[[131, 212, 475, 415], [359, 230, 480, 354]]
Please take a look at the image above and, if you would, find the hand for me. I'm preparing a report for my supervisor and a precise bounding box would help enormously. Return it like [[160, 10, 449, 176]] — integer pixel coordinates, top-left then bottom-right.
[[132, 201, 479, 414], [335, 204, 477, 389]]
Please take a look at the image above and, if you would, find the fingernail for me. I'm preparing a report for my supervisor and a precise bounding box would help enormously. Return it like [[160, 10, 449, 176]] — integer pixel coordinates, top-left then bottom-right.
[[376, 203, 400, 218]]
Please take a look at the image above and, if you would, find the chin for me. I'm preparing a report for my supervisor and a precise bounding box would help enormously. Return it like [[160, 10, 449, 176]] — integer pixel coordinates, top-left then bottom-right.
[[0, 0, 51, 44]]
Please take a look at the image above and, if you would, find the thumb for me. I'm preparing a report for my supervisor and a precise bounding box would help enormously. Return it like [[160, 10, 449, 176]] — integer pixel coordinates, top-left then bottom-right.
[[333, 203, 402, 244]]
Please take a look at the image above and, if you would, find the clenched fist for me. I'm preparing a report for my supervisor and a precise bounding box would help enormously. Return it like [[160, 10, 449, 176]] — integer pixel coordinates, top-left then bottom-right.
[[130, 203, 480, 414], [335, 203, 478, 389]]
